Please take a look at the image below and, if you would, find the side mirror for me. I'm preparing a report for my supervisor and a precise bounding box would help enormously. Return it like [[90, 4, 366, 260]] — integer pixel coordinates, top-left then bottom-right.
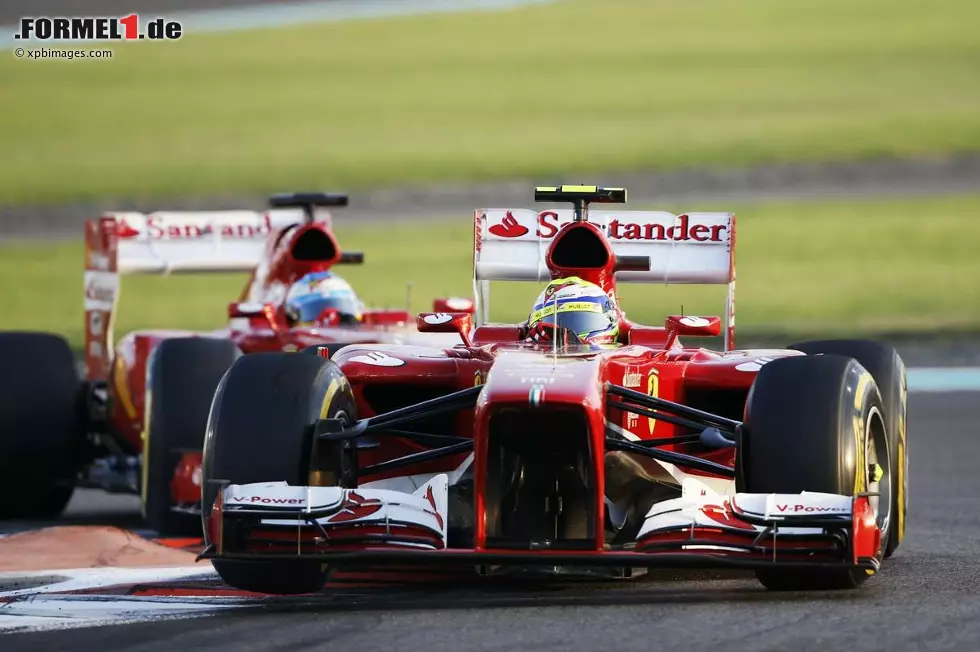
[[228, 301, 266, 318], [416, 312, 473, 346], [338, 251, 364, 264], [228, 302, 280, 331], [361, 308, 410, 327], [665, 315, 722, 337], [432, 297, 475, 314]]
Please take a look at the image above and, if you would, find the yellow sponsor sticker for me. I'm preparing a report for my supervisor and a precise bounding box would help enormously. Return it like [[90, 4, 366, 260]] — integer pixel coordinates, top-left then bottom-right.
[[529, 301, 603, 324], [647, 370, 660, 435]]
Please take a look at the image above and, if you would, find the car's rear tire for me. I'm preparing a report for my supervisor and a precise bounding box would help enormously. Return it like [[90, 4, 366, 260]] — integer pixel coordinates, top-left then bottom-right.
[[202, 352, 356, 595], [0, 332, 82, 519], [738, 354, 891, 591], [789, 340, 908, 558], [142, 337, 241, 536]]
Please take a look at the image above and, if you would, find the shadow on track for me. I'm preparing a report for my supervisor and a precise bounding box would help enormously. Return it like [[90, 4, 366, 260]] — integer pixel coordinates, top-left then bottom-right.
[[208, 567, 869, 620]]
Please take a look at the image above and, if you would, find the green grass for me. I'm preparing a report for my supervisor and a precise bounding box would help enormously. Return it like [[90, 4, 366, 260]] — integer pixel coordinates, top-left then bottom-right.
[[1, 0, 978, 205], [2, 194, 979, 348]]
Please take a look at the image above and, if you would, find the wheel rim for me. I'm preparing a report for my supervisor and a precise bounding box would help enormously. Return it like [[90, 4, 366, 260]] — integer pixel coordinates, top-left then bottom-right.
[[865, 406, 892, 535], [333, 409, 350, 425]]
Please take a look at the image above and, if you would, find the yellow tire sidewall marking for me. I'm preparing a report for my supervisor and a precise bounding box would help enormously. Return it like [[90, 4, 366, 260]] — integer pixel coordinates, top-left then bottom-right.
[[853, 371, 873, 495], [896, 371, 908, 542], [319, 377, 342, 419], [114, 355, 137, 420], [140, 385, 152, 510]]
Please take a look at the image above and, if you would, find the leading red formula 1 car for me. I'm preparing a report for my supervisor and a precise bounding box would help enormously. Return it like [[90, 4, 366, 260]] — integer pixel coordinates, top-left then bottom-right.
[[199, 186, 909, 593], [0, 193, 470, 534]]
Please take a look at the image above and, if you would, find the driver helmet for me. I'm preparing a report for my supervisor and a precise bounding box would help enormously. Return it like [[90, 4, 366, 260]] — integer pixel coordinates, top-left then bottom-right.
[[527, 277, 620, 345], [284, 271, 363, 327]]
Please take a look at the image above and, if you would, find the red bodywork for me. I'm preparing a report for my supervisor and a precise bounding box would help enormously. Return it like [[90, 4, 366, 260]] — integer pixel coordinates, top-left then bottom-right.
[[205, 205, 882, 575], [330, 216, 761, 491]]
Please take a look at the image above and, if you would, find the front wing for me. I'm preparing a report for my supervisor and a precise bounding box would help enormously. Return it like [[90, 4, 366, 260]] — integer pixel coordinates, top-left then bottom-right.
[[202, 475, 882, 574]]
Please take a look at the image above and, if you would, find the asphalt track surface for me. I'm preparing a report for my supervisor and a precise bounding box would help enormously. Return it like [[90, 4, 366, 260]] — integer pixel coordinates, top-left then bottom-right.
[[3, 390, 978, 651]]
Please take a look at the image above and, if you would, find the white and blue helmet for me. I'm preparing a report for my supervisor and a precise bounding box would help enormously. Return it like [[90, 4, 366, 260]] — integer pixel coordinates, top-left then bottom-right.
[[284, 271, 363, 326]]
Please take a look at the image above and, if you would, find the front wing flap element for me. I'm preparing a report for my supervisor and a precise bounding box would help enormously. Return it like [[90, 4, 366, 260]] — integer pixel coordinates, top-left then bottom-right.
[[636, 491, 881, 568], [207, 485, 880, 574], [213, 474, 448, 555]]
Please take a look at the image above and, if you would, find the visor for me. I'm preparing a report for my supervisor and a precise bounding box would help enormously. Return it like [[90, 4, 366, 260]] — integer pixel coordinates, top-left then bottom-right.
[[289, 295, 361, 325], [531, 300, 614, 338], [537, 310, 613, 337]]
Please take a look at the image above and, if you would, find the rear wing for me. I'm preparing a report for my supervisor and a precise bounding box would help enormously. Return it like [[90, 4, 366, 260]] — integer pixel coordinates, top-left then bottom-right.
[[83, 207, 330, 380], [472, 208, 737, 349]]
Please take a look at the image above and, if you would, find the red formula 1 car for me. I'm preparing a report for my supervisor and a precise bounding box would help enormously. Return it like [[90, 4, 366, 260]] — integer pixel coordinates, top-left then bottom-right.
[[199, 186, 909, 593], [0, 193, 470, 534]]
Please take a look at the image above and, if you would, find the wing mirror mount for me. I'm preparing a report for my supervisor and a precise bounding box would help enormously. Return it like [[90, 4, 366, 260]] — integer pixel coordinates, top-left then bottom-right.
[[663, 315, 722, 349]]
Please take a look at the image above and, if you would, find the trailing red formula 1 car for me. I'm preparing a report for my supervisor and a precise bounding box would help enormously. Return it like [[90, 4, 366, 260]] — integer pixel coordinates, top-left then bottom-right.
[[200, 185, 909, 593], [0, 193, 471, 535]]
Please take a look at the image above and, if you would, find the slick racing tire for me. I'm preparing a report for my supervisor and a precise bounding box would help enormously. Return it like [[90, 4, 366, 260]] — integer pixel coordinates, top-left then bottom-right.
[[142, 338, 241, 536], [738, 355, 892, 591], [202, 352, 356, 595], [789, 340, 908, 558], [0, 332, 82, 519]]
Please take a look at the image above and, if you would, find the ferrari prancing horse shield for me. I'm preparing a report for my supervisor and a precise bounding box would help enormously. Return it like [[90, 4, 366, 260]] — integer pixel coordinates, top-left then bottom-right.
[[647, 371, 659, 435]]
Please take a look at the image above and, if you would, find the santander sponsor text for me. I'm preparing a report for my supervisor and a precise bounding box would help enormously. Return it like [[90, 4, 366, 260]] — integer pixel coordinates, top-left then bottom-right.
[[499, 211, 728, 242]]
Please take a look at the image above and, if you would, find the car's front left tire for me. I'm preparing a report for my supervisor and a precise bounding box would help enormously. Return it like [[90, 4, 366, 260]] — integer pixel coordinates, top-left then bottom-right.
[[789, 339, 908, 558], [739, 354, 891, 590], [202, 352, 357, 595]]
